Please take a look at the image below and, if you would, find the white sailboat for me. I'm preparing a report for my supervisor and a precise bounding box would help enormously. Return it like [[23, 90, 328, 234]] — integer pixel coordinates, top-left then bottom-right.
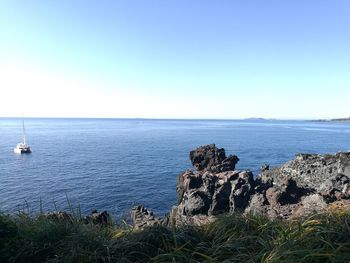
[[14, 118, 32, 154]]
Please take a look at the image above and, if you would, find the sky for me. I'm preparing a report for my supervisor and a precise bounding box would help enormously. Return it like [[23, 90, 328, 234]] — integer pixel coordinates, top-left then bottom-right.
[[0, 0, 349, 119]]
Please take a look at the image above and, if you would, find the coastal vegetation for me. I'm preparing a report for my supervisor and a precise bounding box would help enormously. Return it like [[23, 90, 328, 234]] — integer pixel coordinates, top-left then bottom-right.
[[1, 207, 350, 262]]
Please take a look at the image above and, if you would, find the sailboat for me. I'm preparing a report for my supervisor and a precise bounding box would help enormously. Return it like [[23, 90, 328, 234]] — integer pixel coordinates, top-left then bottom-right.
[[14, 118, 32, 154]]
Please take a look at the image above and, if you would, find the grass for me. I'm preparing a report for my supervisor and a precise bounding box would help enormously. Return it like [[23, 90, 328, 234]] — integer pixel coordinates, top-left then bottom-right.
[[1, 207, 350, 262]]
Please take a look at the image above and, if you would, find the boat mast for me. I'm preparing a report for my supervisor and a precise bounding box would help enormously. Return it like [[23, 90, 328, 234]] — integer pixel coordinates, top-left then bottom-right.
[[22, 118, 26, 145]]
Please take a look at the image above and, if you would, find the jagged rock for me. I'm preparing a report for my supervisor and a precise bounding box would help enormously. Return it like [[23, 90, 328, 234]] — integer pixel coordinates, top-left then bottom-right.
[[260, 164, 270, 172], [132, 146, 350, 228], [244, 152, 350, 218], [319, 173, 350, 202], [168, 206, 216, 227], [244, 193, 273, 217], [40, 210, 112, 225], [84, 210, 111, 225], [176, 170, 254, 217], [175, 145, 244, 219], [189, 144, 239, 173], [291, 194, 328, 219], [261, 152, 350, 192], [133, 145, 251, 228], [131, 205, 163, 229], [247, 193, 327, 219], [229, 171, 255, 212], [266, 178, 313, 206]]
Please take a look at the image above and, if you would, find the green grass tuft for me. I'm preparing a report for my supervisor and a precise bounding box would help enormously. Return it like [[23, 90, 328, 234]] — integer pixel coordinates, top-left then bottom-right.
[[1, 210, 350, 262]]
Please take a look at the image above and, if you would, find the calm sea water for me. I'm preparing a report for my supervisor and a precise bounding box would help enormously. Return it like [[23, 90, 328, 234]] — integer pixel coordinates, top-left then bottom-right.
[[1, 118, 350, 219]]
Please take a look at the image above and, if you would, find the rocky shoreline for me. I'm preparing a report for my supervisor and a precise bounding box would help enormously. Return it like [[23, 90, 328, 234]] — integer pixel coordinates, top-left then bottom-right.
[[132, 144, 350, 229]]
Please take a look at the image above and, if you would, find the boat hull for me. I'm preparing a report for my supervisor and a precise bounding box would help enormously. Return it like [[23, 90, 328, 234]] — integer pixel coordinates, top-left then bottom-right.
[[14, 147, 32, 154]]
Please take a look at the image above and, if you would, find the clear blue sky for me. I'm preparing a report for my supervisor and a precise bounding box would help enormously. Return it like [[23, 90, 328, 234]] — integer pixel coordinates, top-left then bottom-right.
[[0, 0, 349, 119]]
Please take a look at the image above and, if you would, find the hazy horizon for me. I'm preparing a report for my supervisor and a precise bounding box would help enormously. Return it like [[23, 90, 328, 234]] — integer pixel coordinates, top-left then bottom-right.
[[0, 116, 346, 121], [1, 1, 349, 119]]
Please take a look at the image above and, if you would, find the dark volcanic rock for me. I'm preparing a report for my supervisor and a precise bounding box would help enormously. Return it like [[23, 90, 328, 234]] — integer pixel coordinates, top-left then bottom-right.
[[84, 210, 112, 225], [267, 178, 313, 206], [245, 178, 314, 219], [173, 145, 253, 220], [132, 145, 350, 228], [41, 210, 112, 225], [261, 152, 350, 192], [131, 205, 163, 229], [260, 164, 270, 172], [319, 173, 350, 202], [189, 144, 239, 173], [246, 152, 350, 218], [291, 194, 328, 219], [229, 171, 255, 212], [175, 170, 255, 217]]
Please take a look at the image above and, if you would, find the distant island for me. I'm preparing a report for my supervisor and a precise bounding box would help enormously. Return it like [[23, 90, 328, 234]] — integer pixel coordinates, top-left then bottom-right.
[[314, 117, 350, 122], [243, 117, 267, 121], [243, 117, 277, 121]]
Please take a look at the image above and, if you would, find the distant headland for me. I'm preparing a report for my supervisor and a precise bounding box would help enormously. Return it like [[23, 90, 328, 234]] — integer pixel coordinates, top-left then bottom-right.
[[313, 117, 350, 122]]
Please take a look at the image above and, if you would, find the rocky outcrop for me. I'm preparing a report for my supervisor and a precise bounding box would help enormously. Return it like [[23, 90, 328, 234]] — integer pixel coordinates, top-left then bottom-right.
[[131, 205, 164, 229], [175, 170, 254, 217], [249, 152, 350, 218], [189, 144, 239, 173], [169, 145, 254, 226], [41, 210, 112, 225], [261, 152, 350, 191], [131, 145, 350, 228], [84, 210, 112, 225]]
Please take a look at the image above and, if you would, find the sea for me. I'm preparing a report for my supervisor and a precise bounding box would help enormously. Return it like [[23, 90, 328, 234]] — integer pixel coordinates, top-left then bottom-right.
[[1, 118, 350, 220]]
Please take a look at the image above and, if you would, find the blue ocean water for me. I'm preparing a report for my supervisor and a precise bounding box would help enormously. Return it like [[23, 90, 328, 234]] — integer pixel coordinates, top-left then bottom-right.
[[1, 118, 350, 219]]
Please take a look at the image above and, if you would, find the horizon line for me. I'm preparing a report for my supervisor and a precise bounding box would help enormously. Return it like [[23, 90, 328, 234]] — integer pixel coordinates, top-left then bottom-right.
[[0, 116, 328, 121]]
